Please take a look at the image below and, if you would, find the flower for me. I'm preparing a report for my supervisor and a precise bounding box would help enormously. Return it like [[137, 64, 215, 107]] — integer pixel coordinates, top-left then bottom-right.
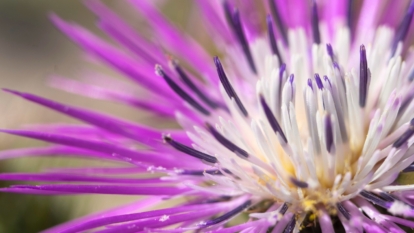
[[2, 0, 414, 232]]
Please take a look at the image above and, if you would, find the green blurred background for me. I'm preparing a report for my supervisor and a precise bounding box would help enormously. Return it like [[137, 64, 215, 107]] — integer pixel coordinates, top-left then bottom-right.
[[0, 1, 196, 232]]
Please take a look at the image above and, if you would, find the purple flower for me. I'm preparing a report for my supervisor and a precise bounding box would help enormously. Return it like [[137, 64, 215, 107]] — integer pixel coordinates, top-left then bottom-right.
[[3, 0, 414, 232]]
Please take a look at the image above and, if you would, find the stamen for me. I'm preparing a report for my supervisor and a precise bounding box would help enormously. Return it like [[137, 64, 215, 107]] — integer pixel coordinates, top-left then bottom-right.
[[206, 123, 249, 158], [259, 95, 288, 143], [393, 118, 414, 148], [163, 135, 217, 164], [333, 61, 341, 70], [155, 65, 210, 115], [347, 0, 353, 32], [359, 45, 368, 108], [326, 44, 335, 62], [323, 76, 332, 89], [311, 0, 321, 44], [403, 163, 414, 172], [266, 15, 283, 64], [214, 57, 249, 117], [283, 215, 296, 233], [285, 74, 296, 104], [179, 170, 223, 176], [380, 192, 397, 202], [279, 63, 287, 104], [203, 200, 252, 226], [222, 0, 233, 26], [223, 2, 257, 74], [399, 91, 414, 114], [314, 73, 323, 89], [280, 63, 286, 78], [170, 59, 220, 109], [201, 196, 232, 204], [380, 192, 414, 210], [290, 177, 308, 188], [336, 203, 350, 220], [325, 114, 334, 153], [280, 203, 288, 215], [289, 74, 294, 83], [359, 190, 391, 209], [268, 0, 288, 45], [392, 0, 414, 56], [307, 78, 313, 90], [325, 76, 348, 142]]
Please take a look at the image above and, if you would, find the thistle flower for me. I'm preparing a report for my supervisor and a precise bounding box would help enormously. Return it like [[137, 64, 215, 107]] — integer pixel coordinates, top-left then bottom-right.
[[3, 0, 414, 232]]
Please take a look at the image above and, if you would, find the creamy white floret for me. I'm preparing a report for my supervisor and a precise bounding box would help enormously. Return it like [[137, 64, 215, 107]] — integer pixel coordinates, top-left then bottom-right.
[[173, 23, 414, 219]]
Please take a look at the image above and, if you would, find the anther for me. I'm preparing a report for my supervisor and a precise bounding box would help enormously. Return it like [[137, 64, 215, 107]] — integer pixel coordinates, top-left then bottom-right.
[[170, 59, 220, 109], [156, 65, 210, 115], [393, 118, 414, 148], [359, 45, 369, 108], [214, 57, 249, 117], [266, 15, 283, 64], [223, 2, 257, 74], [259, 95, 288, 143], [268, 0, 288, 45], [311, 0, 321, 44], [163, 135, 217, 164]]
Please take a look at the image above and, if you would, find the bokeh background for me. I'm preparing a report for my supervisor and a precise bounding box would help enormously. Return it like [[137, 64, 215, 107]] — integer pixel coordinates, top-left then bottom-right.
[[0, 1, 195, 232]]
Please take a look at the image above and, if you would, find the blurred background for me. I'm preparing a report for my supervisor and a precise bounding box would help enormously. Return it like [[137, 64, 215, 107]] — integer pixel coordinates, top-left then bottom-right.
[[0, 1, 195, 232]]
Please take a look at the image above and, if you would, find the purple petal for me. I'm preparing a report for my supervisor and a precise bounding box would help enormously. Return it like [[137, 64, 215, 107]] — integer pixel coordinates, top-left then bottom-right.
[[318, 210, 335, 233], [46, 166, 144, 175], [212, 219, 270, 233], [84, 0, 166, 66], [94, 198, 247, 233], [43, 196, 164, 233], [49, 14, 177, 99], [1, 184, 190, 195], [57, 201, 234, 233], [0, 146, 112, 161], [0, 173, 173, 184], [128, 0, 218, 86], [3, 89, 162, 144], [0, 129, 197, 168], [49, 76, 177, 117]]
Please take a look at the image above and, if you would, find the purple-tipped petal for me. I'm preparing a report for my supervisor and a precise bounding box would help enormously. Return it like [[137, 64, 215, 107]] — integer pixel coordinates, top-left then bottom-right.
[[0, 129, 193, 168], [3, 89, 162, 144]]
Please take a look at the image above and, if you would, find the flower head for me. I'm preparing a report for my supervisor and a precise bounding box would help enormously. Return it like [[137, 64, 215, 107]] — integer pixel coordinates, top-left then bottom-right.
[[2, 0, 414, 232]]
